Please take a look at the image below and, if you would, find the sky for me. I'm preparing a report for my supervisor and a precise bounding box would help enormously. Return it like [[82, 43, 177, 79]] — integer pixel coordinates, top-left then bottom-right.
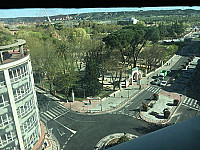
[[0, 6, 200, 18]]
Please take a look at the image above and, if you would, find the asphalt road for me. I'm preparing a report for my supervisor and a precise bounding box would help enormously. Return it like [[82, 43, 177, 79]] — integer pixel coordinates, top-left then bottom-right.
[[37, 95, 160, 150], [168, 39, 200, 124], [37, 35, 200, 150]]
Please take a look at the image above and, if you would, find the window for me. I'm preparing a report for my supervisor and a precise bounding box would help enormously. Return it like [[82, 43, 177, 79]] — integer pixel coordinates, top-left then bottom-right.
[[9, 64, 29, 83], [0, 113, 13, 128]]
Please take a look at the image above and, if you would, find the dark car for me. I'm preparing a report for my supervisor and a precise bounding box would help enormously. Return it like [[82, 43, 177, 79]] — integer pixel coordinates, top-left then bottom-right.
[[167, 70, 171, 75]]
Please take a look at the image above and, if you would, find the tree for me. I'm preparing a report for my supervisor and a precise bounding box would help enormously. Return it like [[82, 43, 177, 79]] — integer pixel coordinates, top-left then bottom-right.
[[123, 24, 160, 68], [0, 26, 14, 45], [55, 41, 79, 100], [103, 29, 134, 88], [83, 49, 102, 96], [140, 44, 165, 71]]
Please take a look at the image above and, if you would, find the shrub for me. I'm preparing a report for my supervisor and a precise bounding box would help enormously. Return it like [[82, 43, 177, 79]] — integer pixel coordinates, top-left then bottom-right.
[[153, 93, 159, 100], [173, 99, 179, 106], [163, 109, 171, 119]]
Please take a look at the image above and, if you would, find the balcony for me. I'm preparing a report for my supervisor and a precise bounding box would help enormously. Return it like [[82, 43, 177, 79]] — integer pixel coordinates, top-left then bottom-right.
[[0, 39, 27, 65]]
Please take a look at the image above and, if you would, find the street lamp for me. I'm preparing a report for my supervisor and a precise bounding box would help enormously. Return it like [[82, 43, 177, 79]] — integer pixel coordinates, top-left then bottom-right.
[[127, 88, 130, 98], [101, 99, 102, 111], [180, 95, 182, 102], [120, 96, 123, 104]]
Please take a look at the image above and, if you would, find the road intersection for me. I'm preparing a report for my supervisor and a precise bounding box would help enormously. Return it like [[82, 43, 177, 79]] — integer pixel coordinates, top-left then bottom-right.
[[36, 33, 200, 150]]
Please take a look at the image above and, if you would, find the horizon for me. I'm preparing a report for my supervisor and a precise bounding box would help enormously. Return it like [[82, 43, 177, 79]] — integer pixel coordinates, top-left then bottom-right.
[[0, 6, 200, 19]]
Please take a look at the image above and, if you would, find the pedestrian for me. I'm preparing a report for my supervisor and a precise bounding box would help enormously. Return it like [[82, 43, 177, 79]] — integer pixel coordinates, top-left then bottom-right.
[[113, 93, 115, 97], [44, 141, 47, 148]]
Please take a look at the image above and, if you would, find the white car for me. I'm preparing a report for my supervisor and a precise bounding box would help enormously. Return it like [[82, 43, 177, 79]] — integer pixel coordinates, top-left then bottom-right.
[[160, 81, 167, 86]]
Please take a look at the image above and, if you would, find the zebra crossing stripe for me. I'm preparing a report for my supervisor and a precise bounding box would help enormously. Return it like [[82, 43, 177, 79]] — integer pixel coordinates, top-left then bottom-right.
[[40, 113, 51, 121], [45, 111, 56, 119], [146, 86, 151, 91], [154, 88, 160, 94], [48, 109, 60, 116], [183, 97, 189, 103], [151, 88, 157, 93], [51, 107, 65, 114], [56, 106, 68, 112], [188, 99, 194, 106], [186, 98, 191, 105], [193, 100, 197, 107]]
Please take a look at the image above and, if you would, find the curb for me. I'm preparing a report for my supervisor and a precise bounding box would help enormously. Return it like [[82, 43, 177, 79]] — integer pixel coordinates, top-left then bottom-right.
[[95, 133, 138, 150], [88, 87, 146, 115], [139, 96, 184, 125]]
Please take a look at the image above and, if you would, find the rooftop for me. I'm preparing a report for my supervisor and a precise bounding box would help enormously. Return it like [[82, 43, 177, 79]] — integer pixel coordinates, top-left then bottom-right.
[[0, 39, 27, 65]]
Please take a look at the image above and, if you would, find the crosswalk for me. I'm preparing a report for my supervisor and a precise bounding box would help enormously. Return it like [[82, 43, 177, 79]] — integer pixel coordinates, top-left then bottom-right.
[[111, 109, 141, 120], [40, 105, 69, 123], [145, 86, 162, 94], [182, 97, 199, 110]]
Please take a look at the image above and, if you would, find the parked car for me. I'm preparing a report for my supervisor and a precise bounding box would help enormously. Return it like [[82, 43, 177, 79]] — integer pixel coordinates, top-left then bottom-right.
[[167, 70, 171, 75], [160, 81, 167, 86], [169, 77, 175, 84], [151, 79, 161, 85]]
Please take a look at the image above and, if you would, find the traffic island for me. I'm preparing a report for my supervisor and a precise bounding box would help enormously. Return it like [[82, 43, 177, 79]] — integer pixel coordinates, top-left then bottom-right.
[[94, 133, 138, 150], [140, 90, 184, 124]]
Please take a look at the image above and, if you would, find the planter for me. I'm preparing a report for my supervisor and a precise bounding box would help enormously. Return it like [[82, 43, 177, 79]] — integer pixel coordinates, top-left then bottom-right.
[[142, 102, 148, 111], [153, 93, 159, 100], [163, 109, 170, 119], [173, 99, 179, 106]]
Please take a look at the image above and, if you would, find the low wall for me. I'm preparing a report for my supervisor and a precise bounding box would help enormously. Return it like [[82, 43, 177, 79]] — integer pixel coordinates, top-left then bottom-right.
[[32, 122, 45, 150]]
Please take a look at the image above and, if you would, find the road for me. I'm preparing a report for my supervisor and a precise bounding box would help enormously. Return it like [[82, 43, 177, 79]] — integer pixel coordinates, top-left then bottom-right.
[[37, 34, 200, 150], [37, 93, 161, 150]]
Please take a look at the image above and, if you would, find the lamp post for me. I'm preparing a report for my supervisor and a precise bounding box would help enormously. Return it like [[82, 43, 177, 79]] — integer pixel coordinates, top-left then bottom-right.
[[121, 96, 123, 104], [101, 99, 102, 111], [127, 88, 130, 98], [180, 95, 182, 102]]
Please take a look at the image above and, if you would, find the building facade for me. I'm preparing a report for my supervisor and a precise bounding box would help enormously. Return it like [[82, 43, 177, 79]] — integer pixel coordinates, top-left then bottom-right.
[[0, 39, 43, 150]]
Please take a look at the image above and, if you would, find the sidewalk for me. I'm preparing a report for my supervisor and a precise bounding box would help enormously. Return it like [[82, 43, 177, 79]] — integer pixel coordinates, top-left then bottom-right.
[[43, 126, 60, 150], [140, 90, 185, 124]]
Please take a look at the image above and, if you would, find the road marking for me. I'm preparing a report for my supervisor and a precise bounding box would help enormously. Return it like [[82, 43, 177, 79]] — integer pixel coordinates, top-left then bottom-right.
[[182, 103, 199, 111], [63, 134, 74, 149], [188, 99, 194, 106], [186, 98, 191, 105], [45, 111, 57, 118], [183, 97, 188, 103], [48, 109, 60, 116], [54, 111, 69, 120], [175, 116, 180, 124], [54, 119, 77, 134], [40, 113, 50, 121], [57, 128, 65, 136], [43, 112, 54, 119], [51, 106, 66, 114]]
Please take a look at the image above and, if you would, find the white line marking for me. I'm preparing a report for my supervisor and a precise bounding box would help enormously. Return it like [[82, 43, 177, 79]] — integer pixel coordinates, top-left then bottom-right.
[[188, 99, 194, 106], [54, 120, 77, 134], [183, 97, 189, 103], [175, 116, 180, 124], [48, 109, 60, 116], [54, 111, 68, 120], [40, 114, 50, 121], [182, 103, 199, 111], [51, 107, 66, 114], [45, 111, 56, 118], [43, 112, 54, 119]]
